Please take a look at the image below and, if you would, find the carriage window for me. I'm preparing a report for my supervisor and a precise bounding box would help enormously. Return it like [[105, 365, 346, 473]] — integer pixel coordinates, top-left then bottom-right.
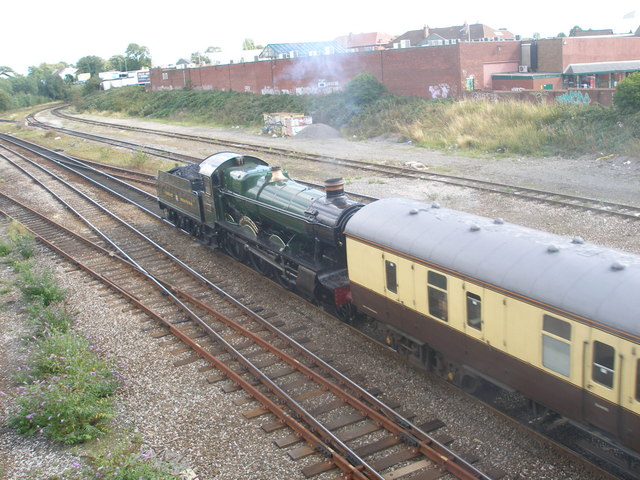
[[542, 315, 571, 377], [428, 271, 448, 322], [466, 292, 481, 330], [592, 341, 615, 388], [636, 359, 640, 402], [385, 260, 397, 294]]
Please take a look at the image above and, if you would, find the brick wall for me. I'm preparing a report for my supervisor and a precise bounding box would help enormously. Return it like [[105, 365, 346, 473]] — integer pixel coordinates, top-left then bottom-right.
[[150, 41, 521, 100], [148, 36, 638, 101]]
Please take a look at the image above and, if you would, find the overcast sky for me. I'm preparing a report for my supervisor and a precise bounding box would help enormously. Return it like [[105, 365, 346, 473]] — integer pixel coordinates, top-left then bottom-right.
[[3, 0, 639, 75]]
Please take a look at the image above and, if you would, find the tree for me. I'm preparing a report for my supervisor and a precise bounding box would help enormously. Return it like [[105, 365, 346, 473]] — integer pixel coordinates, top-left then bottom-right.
[[613, 72, 640, 114], [124, 43, 152, 70], [344, 73, 387, 108], [108, 55, 127, 71], [569, 25, 582, 37], [76, 56, 106, 76], [190, 52, 210, 64], [242, 39, 263, 50], [0, 88, 12, 111]]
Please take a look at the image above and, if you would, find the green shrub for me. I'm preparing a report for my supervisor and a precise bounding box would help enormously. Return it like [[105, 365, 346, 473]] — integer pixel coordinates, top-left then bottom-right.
[[18, 267, 66, 306], [26, 301, 74, 336], [10, 377, 115, 444], [614, 72, 640, 114], [0, 241, 12, 256], [10, 332, 119, 444]]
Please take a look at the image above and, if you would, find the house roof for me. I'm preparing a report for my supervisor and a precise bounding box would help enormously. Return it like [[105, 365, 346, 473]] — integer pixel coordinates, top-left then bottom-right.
[[259, 41, 346, 59], [334, 32, 395, 49], [563, 60, 640, 75], [571, 28, 614, 37], [391, 24, 515, 47]]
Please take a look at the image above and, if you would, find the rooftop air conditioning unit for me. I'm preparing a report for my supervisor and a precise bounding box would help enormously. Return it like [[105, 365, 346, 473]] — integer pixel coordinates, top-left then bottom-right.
[[518, 65, 529, 73]]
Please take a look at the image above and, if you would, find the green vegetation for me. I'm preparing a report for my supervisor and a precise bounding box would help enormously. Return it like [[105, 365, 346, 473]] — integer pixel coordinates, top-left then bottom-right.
[[67, 73, 640, 158], [614, 72, 640, 114], [3, 70, 639, 158], [0, 220, 175, 478], [3, 231, 118, 444]]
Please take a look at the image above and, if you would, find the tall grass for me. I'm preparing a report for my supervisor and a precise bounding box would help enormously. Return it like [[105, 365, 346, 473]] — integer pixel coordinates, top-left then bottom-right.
[[73, 86, 640, 158]]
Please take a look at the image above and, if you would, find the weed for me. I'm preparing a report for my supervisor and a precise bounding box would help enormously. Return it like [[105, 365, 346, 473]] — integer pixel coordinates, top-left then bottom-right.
[[17, 267, 66, 306], [83, 448, 176, 480], [128, 151, 150, 169], [0, 241, 12, 256], [10, 331, 119, 444], [26, 301, 74, 336]]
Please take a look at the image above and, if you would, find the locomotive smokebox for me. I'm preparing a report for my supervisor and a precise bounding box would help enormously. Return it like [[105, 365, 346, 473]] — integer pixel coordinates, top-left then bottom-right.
[[324, 178, 345, 198]]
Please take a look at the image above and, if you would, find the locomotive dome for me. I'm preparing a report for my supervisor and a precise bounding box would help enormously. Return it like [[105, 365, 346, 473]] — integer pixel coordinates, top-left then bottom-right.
[[345, 197, 640, 338]]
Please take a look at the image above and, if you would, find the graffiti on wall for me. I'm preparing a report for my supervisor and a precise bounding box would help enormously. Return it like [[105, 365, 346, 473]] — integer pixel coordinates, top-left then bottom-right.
[[296, 79, 341, 95], [429, 83, 450, 99], [469, 90, 500, 102], [555, 90, 591, 106]]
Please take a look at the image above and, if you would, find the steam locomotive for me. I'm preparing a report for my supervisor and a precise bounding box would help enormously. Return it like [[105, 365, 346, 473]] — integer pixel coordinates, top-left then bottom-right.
[[157, 151, 363, 312], [157, 151, 640, 457]]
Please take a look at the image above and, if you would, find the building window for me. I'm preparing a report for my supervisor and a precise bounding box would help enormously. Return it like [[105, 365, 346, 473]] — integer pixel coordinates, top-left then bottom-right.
[[542, 315, 571, 377], [466, 292, 481, 330], [428, 271, 448, 321], [162, 72, 169, 80], [385, 260, 397, 294], [593, 341, 615, 388]]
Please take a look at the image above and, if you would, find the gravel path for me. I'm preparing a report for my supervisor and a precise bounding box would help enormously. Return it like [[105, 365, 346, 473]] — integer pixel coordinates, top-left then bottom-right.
[[1, 113, 638, 479]]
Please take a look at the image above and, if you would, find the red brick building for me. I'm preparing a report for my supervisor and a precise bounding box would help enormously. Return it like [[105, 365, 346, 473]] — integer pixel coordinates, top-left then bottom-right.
[[149, 30, 640, 102]]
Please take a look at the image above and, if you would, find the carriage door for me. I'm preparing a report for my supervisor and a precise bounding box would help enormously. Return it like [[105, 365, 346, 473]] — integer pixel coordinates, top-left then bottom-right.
[[583, 333, 621, 435]]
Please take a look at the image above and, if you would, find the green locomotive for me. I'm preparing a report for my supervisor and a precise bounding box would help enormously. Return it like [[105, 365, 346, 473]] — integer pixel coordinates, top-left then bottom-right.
[[157, 152, 363, 312]]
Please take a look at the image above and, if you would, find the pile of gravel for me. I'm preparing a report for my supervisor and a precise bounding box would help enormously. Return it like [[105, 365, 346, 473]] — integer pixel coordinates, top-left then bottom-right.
[[294, 124, 341, 139]]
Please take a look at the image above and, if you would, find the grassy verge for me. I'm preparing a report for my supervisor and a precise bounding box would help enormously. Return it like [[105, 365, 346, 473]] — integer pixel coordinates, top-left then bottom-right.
[[0, 120, 174, 174], [0, 220, 176, 478], [69, 85, 640, 159]]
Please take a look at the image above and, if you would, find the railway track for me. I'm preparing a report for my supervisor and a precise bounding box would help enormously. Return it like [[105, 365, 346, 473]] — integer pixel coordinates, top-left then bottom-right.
[[36, 105, 640, 220], [1, 120, 501, 480], [1, 128, 627, 479]]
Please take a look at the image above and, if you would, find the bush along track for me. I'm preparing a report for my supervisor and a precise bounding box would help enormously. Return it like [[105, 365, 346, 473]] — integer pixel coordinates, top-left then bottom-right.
[[0, 220, 178, 479]]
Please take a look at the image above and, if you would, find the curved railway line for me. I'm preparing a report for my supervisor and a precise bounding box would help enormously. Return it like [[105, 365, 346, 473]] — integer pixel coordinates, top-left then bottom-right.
[[26, 106, 640, 220], [0, 130, 506, 480]]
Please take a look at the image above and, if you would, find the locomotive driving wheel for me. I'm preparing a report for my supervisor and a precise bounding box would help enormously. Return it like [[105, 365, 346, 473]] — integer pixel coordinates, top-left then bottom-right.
[[222, 233, 246, 262], [249, 250, 272, 276]]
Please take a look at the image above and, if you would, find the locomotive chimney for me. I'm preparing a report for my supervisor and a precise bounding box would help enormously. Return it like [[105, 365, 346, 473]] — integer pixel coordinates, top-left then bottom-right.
[[268, 166, 286, 183], [324, 178, 345, 198]]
